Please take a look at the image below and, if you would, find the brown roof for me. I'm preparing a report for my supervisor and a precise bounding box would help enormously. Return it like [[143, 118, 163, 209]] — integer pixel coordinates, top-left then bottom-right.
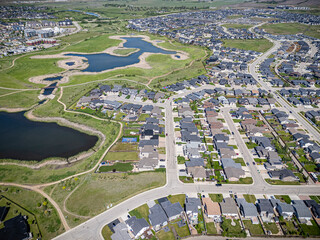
[[202, 198, 221, 215]]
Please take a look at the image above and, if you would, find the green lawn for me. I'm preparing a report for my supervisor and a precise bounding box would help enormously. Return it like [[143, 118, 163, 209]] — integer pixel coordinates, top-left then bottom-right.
[[275, 195, 291, 204], [264, 222, 279, 234], [206, 222, 217, 234], [310, 196, 320, 203], [172, 221, 190, 237], [65, 172, 165, 216], [138, 113, 150, 122], [221, 218, 245, 237], [281, 220, 299, 235], [156, 229, 175, 240], [105, 151, 139, 161], [98, 162, 133, 172], [234, 158, 245, 166], [168, 194, 186, 208], [243, 194, 256, 204], [129, 203, 150, 223], [265, 179, 300, 185], [246, 141, 258, 149], [222, 23, 253, 29], [243, 220, 264, 235], [300, 220, 320, 236], [0, 90, 40, 109], [101, 224, 113, 240], [179, 176, 194, 183], [262, 23, 320, 39], [222, 39, 273, 53], [209, 194, 223, 202], [226, 177, 253, 184]]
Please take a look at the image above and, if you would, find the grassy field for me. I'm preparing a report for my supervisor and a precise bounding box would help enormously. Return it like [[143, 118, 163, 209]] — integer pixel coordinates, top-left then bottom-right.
[[64, 34, 121, 53], [98, 162, 133, 172], [222, 23, 253, 29], [104, 151, 139, 161], [262, 23, 320, 39], [221, 218, 244, 237], [65, 171, 165, 216], [222, 39, 273, 53], [0, 186, 63, 239], [113, 48, 138, 55], [0, 90, 40, 109]]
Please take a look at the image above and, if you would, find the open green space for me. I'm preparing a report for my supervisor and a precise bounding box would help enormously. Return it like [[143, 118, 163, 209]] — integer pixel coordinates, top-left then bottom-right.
[[64, 34, 121, 53], [222, 23, 253, 29], [262, 23, 320, 39], [209, 193, 223, 202], [105, 151, 139, 161], [98, 162, 133, 172], [110, 142, 138, 151], [0, 186, 63, 239], [264, 222, 279, 234], [243, 194, 256, 203], [0, 90, 40, 109], [179, 176, 194, 183], [113, 48, 138, 56], [168, 194, 186, 208], [0, 55, 63, 89], [65, 171, 165, 216], [129, 203, 150, 223], [222, 39, 273, 53], [243, 220, 264, 235], [226, 177, 253, 184]]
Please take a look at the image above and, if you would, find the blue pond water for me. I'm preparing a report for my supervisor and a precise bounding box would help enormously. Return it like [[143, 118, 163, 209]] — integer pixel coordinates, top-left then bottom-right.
[[0, 111, 98, 161], [65, 37, 176, 72], [44, 76, 63, 81], [66, 62, 75, 66]]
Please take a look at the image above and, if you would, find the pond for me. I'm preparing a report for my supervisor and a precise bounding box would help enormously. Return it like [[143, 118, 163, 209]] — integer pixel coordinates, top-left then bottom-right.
[[65, 37, 176, 72], [0, 111, 98, 161]]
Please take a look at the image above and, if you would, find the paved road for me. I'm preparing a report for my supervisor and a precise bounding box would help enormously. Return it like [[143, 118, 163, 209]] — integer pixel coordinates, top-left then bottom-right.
[[221, 108, 267, 187]]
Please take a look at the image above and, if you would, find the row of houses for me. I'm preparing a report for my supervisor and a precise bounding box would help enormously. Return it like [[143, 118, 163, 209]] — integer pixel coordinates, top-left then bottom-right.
[[111, 194, 320, 239]]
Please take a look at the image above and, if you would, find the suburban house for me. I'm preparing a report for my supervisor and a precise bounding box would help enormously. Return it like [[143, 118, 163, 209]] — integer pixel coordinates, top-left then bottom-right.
[[292, 200, 312, 223], [125, 216, 149, 239], [160, 200, 184, 221], [276, 202, 295, 219], [202, 198, 222, 222], [236, 198, 259, 224], [268, 169, 299, 182], [185, 197, 201, 225], [148, 204, 168, 231], [256, 199, 275, 222], [220, 197, 239, 219]]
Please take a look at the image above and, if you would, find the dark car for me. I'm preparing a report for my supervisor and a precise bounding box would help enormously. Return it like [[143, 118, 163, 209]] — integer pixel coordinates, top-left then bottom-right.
[[216, 183, 222, 187], [289, 111, 292, 113], [232, 132, 234, 135], [253, 162, 256, 165], [246, 162, 249, 166]]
